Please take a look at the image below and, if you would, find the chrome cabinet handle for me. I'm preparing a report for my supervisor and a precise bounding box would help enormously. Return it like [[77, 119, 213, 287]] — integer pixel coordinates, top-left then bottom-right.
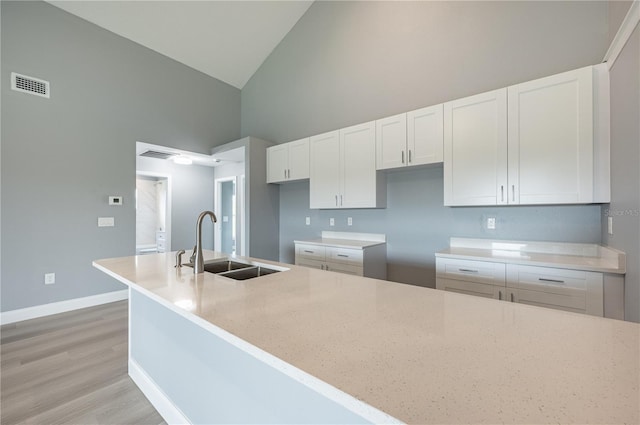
[[458, 268, 478, 273], [337, 254, 349, 258], [498, 290, 502, 300], [303, 250, 314, 253], [512, 185, 515, 201], [538, 278, 566, 284], [401, 151, 405, 164], [284, 169, 287, 179], [335, 195, 338, 206], [500, 185, 504, 202], [510, 292, 515, 302], [408, 149, 412, 163], [340, 195, 343, 206]]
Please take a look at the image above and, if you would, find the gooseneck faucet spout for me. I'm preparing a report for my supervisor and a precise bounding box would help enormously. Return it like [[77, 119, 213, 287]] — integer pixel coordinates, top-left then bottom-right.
[[194, 211, 217, 273]]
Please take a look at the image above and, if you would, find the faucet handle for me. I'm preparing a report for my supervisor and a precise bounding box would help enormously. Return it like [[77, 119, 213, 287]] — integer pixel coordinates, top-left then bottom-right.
[[175, 250, 186, 268], [189, 245, 197, 264]]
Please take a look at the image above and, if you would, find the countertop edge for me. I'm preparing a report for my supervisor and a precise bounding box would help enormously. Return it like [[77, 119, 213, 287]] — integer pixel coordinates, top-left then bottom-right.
[[294, 239, 386, 249]]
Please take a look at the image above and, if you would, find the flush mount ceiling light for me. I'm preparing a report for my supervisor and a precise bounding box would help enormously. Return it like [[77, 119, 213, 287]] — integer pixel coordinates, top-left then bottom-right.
[[173, 155, 193, 165]]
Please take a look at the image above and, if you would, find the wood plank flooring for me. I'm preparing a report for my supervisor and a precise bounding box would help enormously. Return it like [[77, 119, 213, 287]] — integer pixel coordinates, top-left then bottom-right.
[[1, 301, 166, 425]]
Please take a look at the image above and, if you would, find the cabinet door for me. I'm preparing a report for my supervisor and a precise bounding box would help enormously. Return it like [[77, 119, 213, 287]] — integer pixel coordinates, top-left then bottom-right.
[[437, 278, 503, 300], [310, 131, 341, 208], [376, 113, 407, 170], [296, 258, 325, 270], [266, 144, 289, 183], [340, 121, 377, 208], [407, 104, 444, 166], [508, 66, 594, 204], [288, 138, 310, 181], [444, 89, 508, 206]]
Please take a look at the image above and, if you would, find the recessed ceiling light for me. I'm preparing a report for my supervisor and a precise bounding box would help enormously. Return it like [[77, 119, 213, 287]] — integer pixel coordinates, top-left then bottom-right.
[[173, 155, 193, 165]]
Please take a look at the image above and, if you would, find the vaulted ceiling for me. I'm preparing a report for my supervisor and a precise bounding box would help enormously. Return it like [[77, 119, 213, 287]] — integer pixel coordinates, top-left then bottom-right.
[[47, 1, 314, 89]]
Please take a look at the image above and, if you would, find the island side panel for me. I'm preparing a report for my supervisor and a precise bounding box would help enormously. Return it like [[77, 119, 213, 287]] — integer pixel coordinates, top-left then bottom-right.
[[128, 288, 378, 425]]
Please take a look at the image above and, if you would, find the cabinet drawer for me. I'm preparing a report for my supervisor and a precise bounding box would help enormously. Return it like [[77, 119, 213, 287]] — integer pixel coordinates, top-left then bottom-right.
[[327, 247, 363, 265], [295, 244, 326, 261], [506, 265, 599, 294], [436, 258, 506, 286]]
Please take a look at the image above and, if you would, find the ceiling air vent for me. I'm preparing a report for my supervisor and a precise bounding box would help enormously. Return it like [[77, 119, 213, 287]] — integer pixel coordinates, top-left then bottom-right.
[[139, 150, 174, 160], [11, 72, 50, 98]]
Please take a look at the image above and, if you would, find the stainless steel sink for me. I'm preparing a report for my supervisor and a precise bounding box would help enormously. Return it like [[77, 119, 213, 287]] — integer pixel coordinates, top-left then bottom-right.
[[184, 258, 282, 280], [218, 266, 279, 280]]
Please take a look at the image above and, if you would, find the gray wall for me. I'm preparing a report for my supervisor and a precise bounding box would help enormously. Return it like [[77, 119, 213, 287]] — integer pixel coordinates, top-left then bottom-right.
[[137, 156, 216, 253], [241, 1, 610, 289], [1, 1, 240, 312], [602, 1, 640, 322]]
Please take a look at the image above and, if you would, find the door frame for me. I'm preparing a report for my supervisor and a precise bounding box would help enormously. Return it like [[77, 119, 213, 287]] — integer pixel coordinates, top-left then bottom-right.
[[214, 176, 243, 256], [135, 171, 172, 253]]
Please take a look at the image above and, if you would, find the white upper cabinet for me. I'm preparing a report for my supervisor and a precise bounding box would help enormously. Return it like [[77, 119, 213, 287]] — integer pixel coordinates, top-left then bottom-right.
[[444, 89, 508, 206], [407, 104, 444, 166], [310, 122, 385, 209], [310, 131, 341, 208], [376, 113, 407, 170], [266, 137, 310, 184], [444, 64, 610, 206], [376, 105, 443, 170], [508, 66, 598, 204]]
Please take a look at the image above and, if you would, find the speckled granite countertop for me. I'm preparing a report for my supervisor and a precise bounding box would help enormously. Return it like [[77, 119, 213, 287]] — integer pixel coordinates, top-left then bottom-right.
[[94, 250, 639, 424]]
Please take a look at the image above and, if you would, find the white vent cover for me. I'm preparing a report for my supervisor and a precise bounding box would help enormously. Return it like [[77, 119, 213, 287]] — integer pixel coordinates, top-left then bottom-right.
[[11, 72, 50, 98], [139, 150, 174, 160]]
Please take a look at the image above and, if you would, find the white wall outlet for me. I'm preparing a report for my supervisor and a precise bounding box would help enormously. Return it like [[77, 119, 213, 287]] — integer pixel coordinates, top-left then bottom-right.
[[329, 218, 335, 226], [608, 216, 613, 235], [44, 273, 55, 285], [305, 217, 310, 225], [347, 217, 353, 226], [98, 217, 115, 227], [108, 196, 123, 206], [487, 217, 496, 230]]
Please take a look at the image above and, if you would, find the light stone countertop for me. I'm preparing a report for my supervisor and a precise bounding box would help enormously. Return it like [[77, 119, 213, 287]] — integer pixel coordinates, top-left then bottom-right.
[[436, 238, 626, 274], [94, 251, 639, 424], [294, 237, 385, 249]]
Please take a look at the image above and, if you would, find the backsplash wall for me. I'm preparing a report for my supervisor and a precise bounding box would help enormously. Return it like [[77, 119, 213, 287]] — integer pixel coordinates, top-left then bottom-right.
[[279, 166, 603, 288]]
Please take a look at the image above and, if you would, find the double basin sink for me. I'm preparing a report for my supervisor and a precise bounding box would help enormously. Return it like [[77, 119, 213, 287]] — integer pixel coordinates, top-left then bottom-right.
[[185, 258, 283, 281]]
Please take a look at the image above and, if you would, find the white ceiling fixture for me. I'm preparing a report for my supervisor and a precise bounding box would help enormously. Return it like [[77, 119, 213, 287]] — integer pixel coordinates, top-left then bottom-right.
[[137, 141, 228, 167], [46, 0, 313, 89]]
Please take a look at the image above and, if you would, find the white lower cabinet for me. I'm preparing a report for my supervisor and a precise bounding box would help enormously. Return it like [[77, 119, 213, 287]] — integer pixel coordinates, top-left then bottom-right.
[[295, 242, 386, 279], [436, 258, 604, 316]]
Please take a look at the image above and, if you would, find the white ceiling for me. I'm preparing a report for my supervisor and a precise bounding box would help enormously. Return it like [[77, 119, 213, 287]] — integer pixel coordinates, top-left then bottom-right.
[[47, 0, 314, 89]]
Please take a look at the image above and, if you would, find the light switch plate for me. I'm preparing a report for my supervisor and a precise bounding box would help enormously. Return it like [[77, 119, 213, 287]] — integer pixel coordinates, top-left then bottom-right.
[[347, 217, 353, 226], [608, 216, 613, 235], [44, 273, 55, 285], [329, 218, 335, 226], [305, 217, 310, 225], [487, 217, 496, 230], [98, 217, 115, 227]]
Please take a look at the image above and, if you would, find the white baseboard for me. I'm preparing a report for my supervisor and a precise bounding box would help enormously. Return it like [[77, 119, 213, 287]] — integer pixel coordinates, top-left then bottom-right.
[[129, 359, 191, 425], [0, 290, 129, 325]]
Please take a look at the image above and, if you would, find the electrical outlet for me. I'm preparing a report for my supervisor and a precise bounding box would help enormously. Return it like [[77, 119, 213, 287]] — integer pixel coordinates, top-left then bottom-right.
[[44, 273, 55, 285], [608, 216, 613, 235], [329, 218, 335, 226], [347, 217, 353, 226], [305, 217, 310, 225], [487, 217, 496, 230], [98, 217, 115, 227]]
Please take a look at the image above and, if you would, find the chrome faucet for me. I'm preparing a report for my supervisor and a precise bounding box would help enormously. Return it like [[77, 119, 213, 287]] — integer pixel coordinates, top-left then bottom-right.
[[193, 211, 217, 273]]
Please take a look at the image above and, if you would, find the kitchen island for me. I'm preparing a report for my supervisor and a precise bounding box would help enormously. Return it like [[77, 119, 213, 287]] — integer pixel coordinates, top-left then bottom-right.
[[94, 251, 639, 424]]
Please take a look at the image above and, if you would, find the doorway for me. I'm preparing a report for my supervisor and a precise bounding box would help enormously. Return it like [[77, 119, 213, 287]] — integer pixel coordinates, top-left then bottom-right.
[[135, 173, 171, 255], [215, 176, 243, 256]]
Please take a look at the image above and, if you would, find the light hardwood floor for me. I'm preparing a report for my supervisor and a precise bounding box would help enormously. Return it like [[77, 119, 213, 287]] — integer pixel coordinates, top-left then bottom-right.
[[1, 300, 166, 425]]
